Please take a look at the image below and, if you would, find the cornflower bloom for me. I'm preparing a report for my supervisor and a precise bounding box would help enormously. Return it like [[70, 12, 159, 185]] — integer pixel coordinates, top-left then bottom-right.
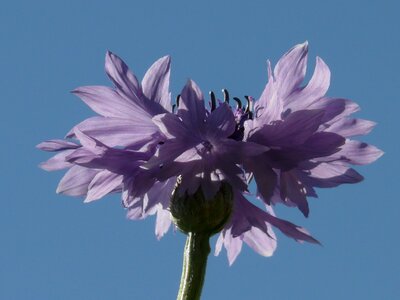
[[38, 43, 382, 299]]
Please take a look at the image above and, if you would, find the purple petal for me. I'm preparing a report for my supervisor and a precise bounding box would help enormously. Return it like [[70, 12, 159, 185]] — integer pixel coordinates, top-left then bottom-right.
[[230, 193, 269, 237], [66, 116, 158, 147], [254, 60, 280, 123], [72, 86, 152, 119], [216, 193, 278, 264], [142, 56, 172, 111], [264, 206, 320, 244], [155, 208, 172, 240], [36, 140, 79, 152], [105, 51, 142, 100], [56, 166, 99, 196], [215, 139, 268, 161], [245, 155, 277, 204], [280, 171, 309, 217], [39, 150, 74, 171], [302, 162, 363, 188], [215, 228, 243, 265], [285, 56, 330, 109], [205, 103, 236, 139], [85, 170, 123, 202], [324, 98, 360, 124], [242, 226, 277, 258], [152, 113, 198, 141], [274, 42, 308, 99], [145, 178, 176, 212], [326, 118, 376, 137], [298, 132, 345, 159], [335, 140, 384, 165], [250, 109, 324, 146], [178, 80, 206, 131], [145, 139, 193, 169]]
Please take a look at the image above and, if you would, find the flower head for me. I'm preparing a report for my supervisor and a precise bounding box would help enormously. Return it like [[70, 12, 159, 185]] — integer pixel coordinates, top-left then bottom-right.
[[38, 43, 382, 264]]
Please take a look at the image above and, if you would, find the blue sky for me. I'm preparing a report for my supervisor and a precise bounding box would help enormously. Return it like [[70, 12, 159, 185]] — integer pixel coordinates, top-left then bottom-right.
[[1, 0, 399, 299]]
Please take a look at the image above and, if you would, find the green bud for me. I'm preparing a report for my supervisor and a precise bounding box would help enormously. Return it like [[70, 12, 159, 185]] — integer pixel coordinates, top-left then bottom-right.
[[170, 181, 234, 235]]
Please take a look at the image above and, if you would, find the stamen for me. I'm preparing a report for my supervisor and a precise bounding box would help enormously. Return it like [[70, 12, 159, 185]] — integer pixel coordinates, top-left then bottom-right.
[[176, 94, 181, 108], [209, 91, 216, 111], [244, 96, 254, 119], [172, 104, 176, 113], [232, 97, 242, 109], [244, 96, 252, 113], [222, 89, 230, 103]]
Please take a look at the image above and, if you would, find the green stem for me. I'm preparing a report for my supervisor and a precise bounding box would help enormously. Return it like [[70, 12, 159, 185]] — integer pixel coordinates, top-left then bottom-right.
[[177, 232, 211, 300]]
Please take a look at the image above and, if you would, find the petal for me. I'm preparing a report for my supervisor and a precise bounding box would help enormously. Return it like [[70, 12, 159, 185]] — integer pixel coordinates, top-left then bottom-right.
[[205, 103, 236, 139], [264, 206, 320, 244], [226, 235, 243, 265], [152, 113, 197, 141], [326, 118, 376, 137], [67, 116, 158, 147], [36, 140, 79, 151], [304, 98, 357, 124], [178, 80, 206, 131], [56, 166, 99, 196], [105, 51, 142, 100], [145, 139, 193, 169], [280, 171, 309, 217], [215, 228, 244, 266], [230, 193, 269, 237], [250, 109, 324, 146], [335, 140, 384, 165], [126, 203, 144, 220], [85, 170, 123, 202], [214, 233, 224, 256], [155, 207, 172, 240], [255, 62, 283, 125], [142, 56, 172, 111], [245, 155, 277, 204], [39, 150, 74, 171], [325, 98, 360, 124], [299, 132, 345, 159], [215, 139, 268, 161], [145, 178, 176, 212], [285, 56, 331, 109], [242, 226, 277, 258], [72, 86, 152, 119], [274, 42, 308, 99], [302, 162, 364, 187]]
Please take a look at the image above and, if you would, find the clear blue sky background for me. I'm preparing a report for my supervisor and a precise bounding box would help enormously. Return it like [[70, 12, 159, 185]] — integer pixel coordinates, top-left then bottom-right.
[[1, 1, 398, 299]]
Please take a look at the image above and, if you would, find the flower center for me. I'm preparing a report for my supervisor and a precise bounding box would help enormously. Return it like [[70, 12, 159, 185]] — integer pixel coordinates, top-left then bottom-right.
[[209, 89, 254, 141], [201, 140, 213, 152]]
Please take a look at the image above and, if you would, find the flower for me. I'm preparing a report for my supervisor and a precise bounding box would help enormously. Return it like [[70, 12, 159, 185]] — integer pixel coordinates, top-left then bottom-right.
[[38, 43, 382, 265]]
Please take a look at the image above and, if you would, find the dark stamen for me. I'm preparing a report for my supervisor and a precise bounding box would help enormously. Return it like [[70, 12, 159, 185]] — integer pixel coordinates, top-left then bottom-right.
[[172, 104, 176, 113], [209, 91, 216, 111], [244, 95, 252, 113], [222, 89, 230, 103], [244, 95, 253, 118], [176, 94, 181, 108], [232, 97, 242, 109]]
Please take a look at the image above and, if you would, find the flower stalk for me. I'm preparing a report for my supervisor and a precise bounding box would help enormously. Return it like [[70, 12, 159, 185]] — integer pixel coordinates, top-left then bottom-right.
[[177, 232, 211, 300], [171, 181, 234, 300]]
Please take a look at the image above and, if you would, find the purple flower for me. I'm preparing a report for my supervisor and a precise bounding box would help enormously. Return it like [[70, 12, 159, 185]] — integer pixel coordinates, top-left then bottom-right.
[[38, 44, 382, 264]]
